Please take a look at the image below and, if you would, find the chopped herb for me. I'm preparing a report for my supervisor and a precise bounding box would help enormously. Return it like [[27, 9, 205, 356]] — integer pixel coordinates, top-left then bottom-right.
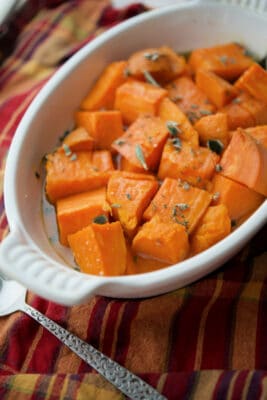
[[70, 153, 77, 161], [126, 193, 132, 200], [59, 129, 71, 142], [231, 219, 237, 228], [199, 109, 213, 116], [183, 182, 190, 191], [124, 68, 131, 77], [175, 203, 190, 211], [111, 203, 121, 208], [232, 97, 241, 104], [135, 144, 148, 170], [212, 191, 220, 201], [215, 163, 223, 172], [35, 171, 40, 179], [143, 70, 160, 87], [186, 111, 199, 123], [114, 139, 126, 146], [144, 52, 160, 61], [171, 137, 182, 151], [92, 166, 99, 172], [166, 121, 181, 137], [219, 55, 228, 64], [172, 95, 183, 102], [207, 139, 224, 155], [93, 215, 108, 224], [62, 143, 72, 156], [191, 104, 199, 109], [163, 204, 168, 209]]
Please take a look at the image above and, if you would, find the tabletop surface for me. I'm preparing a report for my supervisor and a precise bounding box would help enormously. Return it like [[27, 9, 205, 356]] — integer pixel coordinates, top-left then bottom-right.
[[0, 1, 267, 399]]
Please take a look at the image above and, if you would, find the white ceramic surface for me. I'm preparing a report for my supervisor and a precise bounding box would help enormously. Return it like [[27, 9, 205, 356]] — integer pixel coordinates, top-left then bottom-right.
[[1, 2, 267, 305]]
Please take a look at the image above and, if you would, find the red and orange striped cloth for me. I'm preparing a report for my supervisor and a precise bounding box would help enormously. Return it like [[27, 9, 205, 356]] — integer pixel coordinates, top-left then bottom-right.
[[0, 1, 267, 399]]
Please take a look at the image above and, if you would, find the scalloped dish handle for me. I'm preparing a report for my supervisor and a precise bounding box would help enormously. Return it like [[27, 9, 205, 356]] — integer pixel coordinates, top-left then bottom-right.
[[0, 230, 100, 305]]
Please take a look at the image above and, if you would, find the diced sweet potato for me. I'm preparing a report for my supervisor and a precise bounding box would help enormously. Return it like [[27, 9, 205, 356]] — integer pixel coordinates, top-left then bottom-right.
[[244, 125, 267, 149], [211, 173, 264, 222], [56, 188, 110, 246], [109, 170, 156, 181], [75, 110, 124, 150], [194, 113, 230, 147], [165, 76, 216, 123], [220, 99, 255, 130], [107, 173, 159, 237], [235, 63, 267, 104], [60, 127, 94, 152], [45, 150, 114, 203], [112, 115, 169, 172], [80, 61, 128, 111], [190, 205, 231, 255], [126, 244, 168, 274], [158, 97, 199, 146], [236, 92, 267, 126], [143, 177, 212, 233], [68, 221, 127, 276], [114, 79, 167, 125], [158, 139, 219, 188], [196, 69, 238, 108], [127, 46, 186, 84], [132, 216, 189, 264], [220, 129, 267, 196], [188, 43, 254, 80]]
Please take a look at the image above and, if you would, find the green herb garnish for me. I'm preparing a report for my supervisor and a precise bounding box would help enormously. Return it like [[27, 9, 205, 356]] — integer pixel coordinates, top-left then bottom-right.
[[207, 139, 224, 155], [93, 215, 108, 224], [111, 203, 121, 208], [170, 137, 182, 151], [144, 52, 160, 61], [114, 139, 126, 146], [135, 144, 148, 170], [126, 193, 132, 200], [166, 121, 181, 137], [62, 143, 72, 156], [143, 70, 160, 87], [215, 163, 223, 172]]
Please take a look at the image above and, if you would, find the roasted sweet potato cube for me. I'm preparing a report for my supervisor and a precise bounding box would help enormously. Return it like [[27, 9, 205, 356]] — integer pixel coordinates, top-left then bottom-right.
[[68, 221, 127, 276], [60, 127, 94, 152], [220, 99, 255, 130], [126, 244, 168, 275], [80, 61, 127, 111], [158, 139, 219, 188], [190, 205, 231, 255], [211, 173, 264, 222], [194, 113, 230, 147], [165, 76, 216, 123], [236, 92, 267, 126], [132, 216, 189, 264], [235, 63, 267, 104], [107, 172, 159, 237], [45, 150, 114, 203], [143, 177, 212, 234], [196, 69, 238, 108], [220, 129, 267, 196], [56, 188, 110, 246], [188, 43, 254, 80], [114, 80, 167, 124], [127, 46, 186, 84], [112, 115, 169, 172], [158, 98, 199, 147], [75, 110, 124, 150], [245, 125, 267, 149]]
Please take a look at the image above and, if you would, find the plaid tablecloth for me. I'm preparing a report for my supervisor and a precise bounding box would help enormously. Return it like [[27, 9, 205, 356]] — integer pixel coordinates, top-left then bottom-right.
[[0, 1, 267, 399]]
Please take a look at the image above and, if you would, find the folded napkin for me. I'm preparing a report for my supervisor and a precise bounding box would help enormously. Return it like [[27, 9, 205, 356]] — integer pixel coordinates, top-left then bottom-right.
[[0, 1, 267, 399]]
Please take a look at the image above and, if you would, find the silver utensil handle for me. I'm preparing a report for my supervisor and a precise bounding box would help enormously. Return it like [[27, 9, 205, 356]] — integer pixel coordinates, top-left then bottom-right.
[[22, 303, 166, 400]]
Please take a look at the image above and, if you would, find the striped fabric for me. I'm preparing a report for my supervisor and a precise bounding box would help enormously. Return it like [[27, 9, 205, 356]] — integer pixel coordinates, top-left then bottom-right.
[[0, 1, 267, 399]]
